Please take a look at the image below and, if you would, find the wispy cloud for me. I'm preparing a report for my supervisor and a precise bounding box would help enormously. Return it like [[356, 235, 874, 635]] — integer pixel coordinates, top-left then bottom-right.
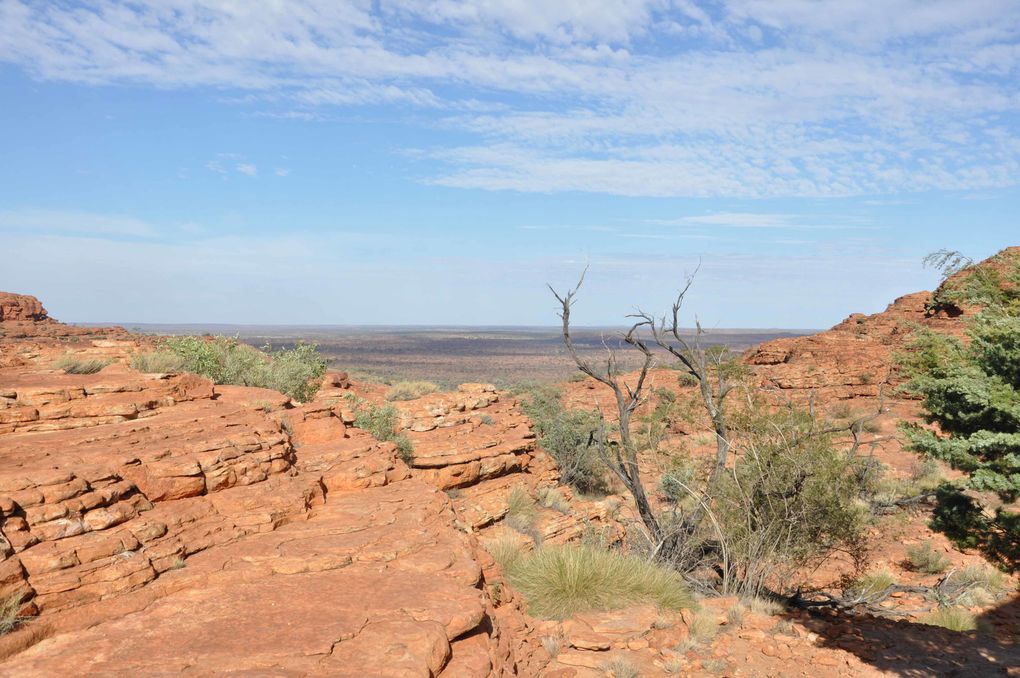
[[236, 163, 257, 177], [1, 1, 1018, 197], [0, 208, 160, 238]]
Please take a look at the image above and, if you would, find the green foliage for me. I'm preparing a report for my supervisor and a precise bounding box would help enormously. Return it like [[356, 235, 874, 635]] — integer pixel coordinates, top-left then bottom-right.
[[845, 571, 896, 603], [136, 336, 326, 401], [698, 405, 871, 596], [495, 543, 694, 620], [384, 380, 440, 401], [518, 385, 609, 495], [55, 355, 111, 374], [930, 248, 1020, 312], [906, 541, 950, 574], [347, 397, 414, 464], [899, 298, 1020, 568]]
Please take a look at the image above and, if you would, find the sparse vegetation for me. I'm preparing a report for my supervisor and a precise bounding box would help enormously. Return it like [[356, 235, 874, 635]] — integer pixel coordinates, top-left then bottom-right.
[[920, 606, 978, 632], [505, 485, 539, 533], [0, 594, 25, 635], [55, 355, 111, 374], [677, 608, 718, 650], [346, 395, 415, 464], [906, 542, 950, 574], [517, 385, 608, 494], [540, 635, 561, 658], [384, 380, 441, 401], [132, 336, 326, 402], [535, 486, 571, 514], [489, 542, 693, 620], [599, 656, 639, 678], [844, 571, 897, 604]]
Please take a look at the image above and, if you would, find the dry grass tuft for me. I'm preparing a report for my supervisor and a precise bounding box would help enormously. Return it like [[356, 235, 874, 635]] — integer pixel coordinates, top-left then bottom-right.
[[385, 380, 441, 401], [55, 355, 111, 374]]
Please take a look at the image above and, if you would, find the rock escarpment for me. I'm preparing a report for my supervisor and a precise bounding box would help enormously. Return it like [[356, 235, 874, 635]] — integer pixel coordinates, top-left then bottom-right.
[[0, 294, 586, 675]]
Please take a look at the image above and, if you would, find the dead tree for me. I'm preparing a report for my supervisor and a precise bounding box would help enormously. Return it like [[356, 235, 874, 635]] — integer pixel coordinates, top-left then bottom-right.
[[549, 269, 663, 544]]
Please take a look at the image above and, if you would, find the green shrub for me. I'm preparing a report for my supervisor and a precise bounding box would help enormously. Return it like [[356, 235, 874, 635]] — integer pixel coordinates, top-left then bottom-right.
[[385, 380, 440, 401], [55, 355, 111, 374], [137, 336, 326, 401], [920, 607, 977, 632], [906, 542, 950, 574], [349, 399, 415, 464], [518, 386, 608, 495], [500, 543, 694, 619]]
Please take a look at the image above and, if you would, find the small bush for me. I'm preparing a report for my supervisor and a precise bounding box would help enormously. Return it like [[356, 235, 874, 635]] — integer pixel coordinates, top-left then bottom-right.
[[726, 603, 745, 628], [502, 543, 694, 619], [130, 350, 186, 374], [906, 542, 950, 574], [350, 400, 415, 464], [745, 596, 785, 616], [518, 386, 608, 495], [948, 564, 1007, 606], [679, 609, 718, 649], [485, 531, 526, 573], [55, 355, 110, 375], [385, 380, 440, 401], [920, 607, 977, 632]]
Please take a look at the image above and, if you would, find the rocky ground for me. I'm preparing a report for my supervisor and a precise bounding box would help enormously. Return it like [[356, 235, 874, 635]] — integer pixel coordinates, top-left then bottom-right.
[[1, 251, 1019, 676]]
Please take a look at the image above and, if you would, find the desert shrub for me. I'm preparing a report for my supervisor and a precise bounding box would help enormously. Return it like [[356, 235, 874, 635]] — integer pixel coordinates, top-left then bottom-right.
[[920, 607, 978, 632], [678, 608, 718, 649], [505, 486, 538, 532], [518, 386, 608, 495], [535, 486, 571, 514], [0, 594, 24, 635], [906, 542, 950, 574], [385, 380, 440, 401], [669, 405, 870, 598], [130, 349, 187, 374], [501, 543, 694, 620], [55, 355, 110, 374], [745, 596, 785, 616], [725, 603, 745, 628], [349, 399, 414, 464], [142, 336, 326, 401]]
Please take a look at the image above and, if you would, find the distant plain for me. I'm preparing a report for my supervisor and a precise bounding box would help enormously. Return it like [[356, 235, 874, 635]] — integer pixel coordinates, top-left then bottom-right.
[[108, 324, 814, 387]]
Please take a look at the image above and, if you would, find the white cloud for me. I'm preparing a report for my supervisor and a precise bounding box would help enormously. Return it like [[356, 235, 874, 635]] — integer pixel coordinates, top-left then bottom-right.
[[275, 168, 291, 177], [236, 163, 257, 176], [1, 1, 1018, 197]]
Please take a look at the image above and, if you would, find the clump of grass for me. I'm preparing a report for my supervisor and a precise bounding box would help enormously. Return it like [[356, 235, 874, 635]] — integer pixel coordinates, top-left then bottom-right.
[[55, 355, 111, 375], [540, 635, 561, 658], [385, 380, 441, 401], [502, 543, 694, 620], [599, 656, 639, 678], [485, 531, 526, 574], [745, 596, 785, 616], [846, 571, 896, 602], [478, 414, 495, 425], [920, 607, 977, 632], [0, 594, 26, 635], [662, 658, 686, 675], [725, 603, 745, 628], [906, 541, 950, 574], [129, 349, 186, 374], [535, 486, 571, 514], [683, 609, 719, 648], [949, 564, 1007, 606], [505, 486, 538, 532]]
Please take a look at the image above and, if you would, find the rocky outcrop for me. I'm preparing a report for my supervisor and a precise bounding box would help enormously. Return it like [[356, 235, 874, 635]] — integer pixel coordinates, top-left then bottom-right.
[[0, 293, 47, 322]]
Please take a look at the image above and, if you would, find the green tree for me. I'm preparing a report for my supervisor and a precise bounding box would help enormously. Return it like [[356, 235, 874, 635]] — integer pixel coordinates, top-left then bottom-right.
[[900, 251, 1020, 569]]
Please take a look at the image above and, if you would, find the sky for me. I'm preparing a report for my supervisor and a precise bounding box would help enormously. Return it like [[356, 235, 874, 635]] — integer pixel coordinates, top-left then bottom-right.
[[0, 1, 1018, 328]]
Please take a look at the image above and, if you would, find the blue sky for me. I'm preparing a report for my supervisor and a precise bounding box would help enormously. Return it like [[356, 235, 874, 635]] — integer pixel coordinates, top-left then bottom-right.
[[0, 1, 1017, 327]]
